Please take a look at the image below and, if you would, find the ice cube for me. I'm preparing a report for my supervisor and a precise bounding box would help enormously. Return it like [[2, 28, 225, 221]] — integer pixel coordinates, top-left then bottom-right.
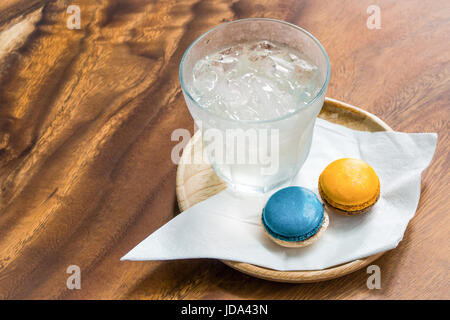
[[214, 56, 239, 73], [219, 44, 243, 57], [293, 58, 317, 78], [190, 40, 321, 120], [248, 40, 280, 62], [251, 40, 277, 51], [193, 60, 219, 92]]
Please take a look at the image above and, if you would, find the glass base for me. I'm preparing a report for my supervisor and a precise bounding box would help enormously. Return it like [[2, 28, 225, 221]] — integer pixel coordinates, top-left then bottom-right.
[[214, 170, 296, 194]]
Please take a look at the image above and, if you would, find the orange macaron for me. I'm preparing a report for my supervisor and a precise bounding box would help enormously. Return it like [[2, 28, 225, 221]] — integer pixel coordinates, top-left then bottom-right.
[[318, 158, 380, 216]]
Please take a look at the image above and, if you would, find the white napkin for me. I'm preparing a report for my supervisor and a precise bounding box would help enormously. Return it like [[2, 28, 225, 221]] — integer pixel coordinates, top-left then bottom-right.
[[121, 119, 437, 271]]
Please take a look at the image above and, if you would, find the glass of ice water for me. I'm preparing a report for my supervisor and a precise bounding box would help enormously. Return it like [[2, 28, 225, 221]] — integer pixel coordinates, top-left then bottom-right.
[[180, 18, 330, 193]]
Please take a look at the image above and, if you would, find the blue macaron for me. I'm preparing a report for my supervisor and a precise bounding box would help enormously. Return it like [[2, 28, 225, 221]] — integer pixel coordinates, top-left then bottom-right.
[[262, 186, 328, 247]]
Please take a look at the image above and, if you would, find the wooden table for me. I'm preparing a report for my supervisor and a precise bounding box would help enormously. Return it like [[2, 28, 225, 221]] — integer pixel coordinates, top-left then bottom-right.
[[0, 0, 448, 300]]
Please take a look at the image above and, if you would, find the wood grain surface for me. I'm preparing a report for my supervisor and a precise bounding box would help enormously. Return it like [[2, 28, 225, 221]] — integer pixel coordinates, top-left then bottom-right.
[[0, 0, 448, 299]]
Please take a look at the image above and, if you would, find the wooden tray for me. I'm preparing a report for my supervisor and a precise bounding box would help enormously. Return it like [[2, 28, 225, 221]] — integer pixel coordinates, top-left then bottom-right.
[[176, 97, 393, 283]]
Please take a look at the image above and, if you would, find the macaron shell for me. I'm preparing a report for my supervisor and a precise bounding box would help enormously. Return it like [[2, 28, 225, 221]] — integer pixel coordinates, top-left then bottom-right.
[[263, 211, 329, 248], [262, 186, 324, 241], [319, 158, 380, 209], [319, 183, 379, 215]]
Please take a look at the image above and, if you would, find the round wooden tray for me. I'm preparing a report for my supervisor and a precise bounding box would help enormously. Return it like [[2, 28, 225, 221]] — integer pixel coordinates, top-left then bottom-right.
[[176, 97, 393, 283]]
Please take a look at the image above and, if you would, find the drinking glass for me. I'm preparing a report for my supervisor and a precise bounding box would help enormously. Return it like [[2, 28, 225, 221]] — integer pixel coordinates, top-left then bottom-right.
[[179, 18, 330, 193]]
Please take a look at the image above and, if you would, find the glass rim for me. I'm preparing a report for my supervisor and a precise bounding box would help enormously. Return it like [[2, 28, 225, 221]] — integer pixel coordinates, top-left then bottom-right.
[[179, 18, 331, 124]]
